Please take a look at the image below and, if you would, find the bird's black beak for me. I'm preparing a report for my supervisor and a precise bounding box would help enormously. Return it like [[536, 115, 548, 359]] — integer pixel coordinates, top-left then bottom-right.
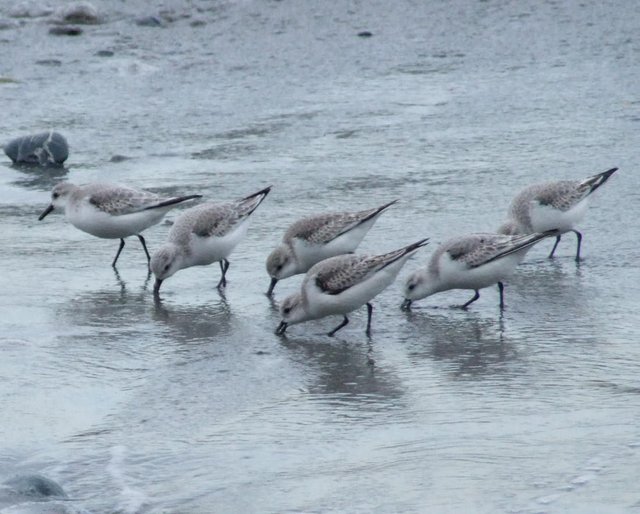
[[38, 204, 54, 221], [275, 321, 288, 335], [153, 278, 163, 296], [401, 298, 412, 311], [266, 277, 278, 296]]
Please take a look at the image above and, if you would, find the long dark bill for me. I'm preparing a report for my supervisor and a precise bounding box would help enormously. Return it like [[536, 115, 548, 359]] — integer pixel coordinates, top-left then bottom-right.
[[38, 204, 54, 221], [267, 277, 278, 296], [153, 278, 163, 296], [275, 321, 288, 335], [401, 298, 412, 311]]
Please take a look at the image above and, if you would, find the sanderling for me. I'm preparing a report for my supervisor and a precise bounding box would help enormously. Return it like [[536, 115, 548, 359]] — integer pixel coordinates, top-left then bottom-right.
[[276, 238, 428, 337], [402, 231, 556, 310], [38, 182, 201, 267], [266, 200, 397, 295], [151, 186, 271, 295], [498, 167, 617, 261]]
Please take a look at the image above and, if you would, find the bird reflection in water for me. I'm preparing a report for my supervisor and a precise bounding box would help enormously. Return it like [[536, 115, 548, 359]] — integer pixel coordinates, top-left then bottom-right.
[[402, 309, 515, 379]]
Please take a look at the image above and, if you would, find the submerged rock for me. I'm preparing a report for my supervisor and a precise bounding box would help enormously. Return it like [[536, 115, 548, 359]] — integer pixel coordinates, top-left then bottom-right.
[[109, 154, 129, 162], [49, 25, 83, 36], [4, 131, 69, 167], [55, 2, 101, 24], [3, 474, 67, 499], [135, 15, 164, 27]]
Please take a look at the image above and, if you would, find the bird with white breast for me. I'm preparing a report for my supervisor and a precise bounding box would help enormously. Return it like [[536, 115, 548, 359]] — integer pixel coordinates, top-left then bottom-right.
[[151, 186, 271, 296], [277, 238, 428, 337], [266, 200, 397, 295], [38, 181, 201, 268], [402, 231, 556, 311], [498, 167, 617, 261]]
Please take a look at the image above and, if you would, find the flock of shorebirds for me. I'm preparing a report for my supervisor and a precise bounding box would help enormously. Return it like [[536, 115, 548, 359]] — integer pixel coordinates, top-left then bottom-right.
[[38, 166, 617, 336]]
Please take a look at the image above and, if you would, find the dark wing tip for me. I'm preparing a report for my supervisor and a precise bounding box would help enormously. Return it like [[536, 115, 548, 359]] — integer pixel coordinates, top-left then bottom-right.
[[586, 167, 618, 194], [243, 185, 272, 201], [379, 198, 399, 210], [144, 194, 201, 211], [598, 167, 618, 181], [406, 238, 429, 252], [379, 238, 429, 270]]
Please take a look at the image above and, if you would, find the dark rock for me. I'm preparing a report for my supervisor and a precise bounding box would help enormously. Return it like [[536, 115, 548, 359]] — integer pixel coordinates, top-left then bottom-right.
[[4, 131, 69, 166], [109, 154, 129, 163], [190, 19, 206, 27], [135, 15, 164, 27], [49, 25, 83, 36], [357, 31, 373, 37], [56, 2, 101, 24], [3, 474, 67, 499], [95, 49, 114, 57]]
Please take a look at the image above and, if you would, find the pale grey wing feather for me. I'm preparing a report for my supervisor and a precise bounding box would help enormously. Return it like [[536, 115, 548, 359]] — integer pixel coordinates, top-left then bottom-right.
[[87, 186, 160, 216], [534, 180, 585, 211], [169, 194, 264, 243], [433, 234, 516, 271], [191, 190, 267, 238], [189, 202, 242, 238], [438, 233, 547, 271], [304, 254, 378, 295], [307, 246, 412, 295], [285, 208, 380, 245], [509, 181, 584, 229]]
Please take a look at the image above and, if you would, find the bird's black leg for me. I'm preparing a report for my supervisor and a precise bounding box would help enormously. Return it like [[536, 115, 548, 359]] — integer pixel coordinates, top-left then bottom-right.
[[365, 302, 373, 335], [112, 238, 126, 267], [137, 235, 151, 267], [548, 235, 562, 259], [328, 316, 349, 337], [461, 290, 480, 309], [217, 259, 230, 288], [498, 281, 505, 310], [571, 230, 583, 261]]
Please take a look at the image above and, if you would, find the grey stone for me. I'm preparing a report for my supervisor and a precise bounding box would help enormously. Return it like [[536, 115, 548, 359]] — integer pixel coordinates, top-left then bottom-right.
[[4, 131, 69, 166]]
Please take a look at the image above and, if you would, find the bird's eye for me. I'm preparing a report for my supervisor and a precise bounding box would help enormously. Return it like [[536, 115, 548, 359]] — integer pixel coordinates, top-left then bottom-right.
[[163, 264, 170, 272], [52, 192, 59, 199], [283, 307, 291, 314], [408, 284, 415, 291], [276, 264, 283, 271]]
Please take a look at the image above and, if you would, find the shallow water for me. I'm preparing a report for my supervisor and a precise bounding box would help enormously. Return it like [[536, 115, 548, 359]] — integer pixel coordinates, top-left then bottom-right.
[[1, 0, 639, 512]]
